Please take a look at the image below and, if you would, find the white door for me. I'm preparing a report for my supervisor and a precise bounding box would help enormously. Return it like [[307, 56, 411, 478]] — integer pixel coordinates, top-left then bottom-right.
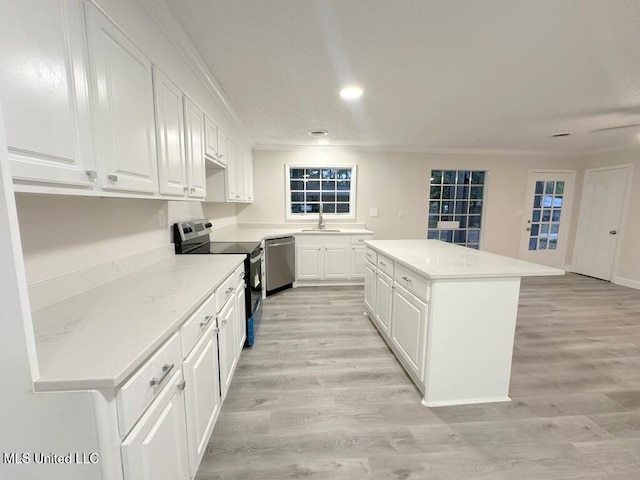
[[296, 246, 323, 279], [391, 284, 428, 380], [153, 67, 186, 196], [218, 298, 236, 400], [350, 246, 366, 279], [121, 372, 189, 480], [0, 0, 95, 187], [183, 329, 220, 475], [375, 272, 393, 336], [364, 263, 376, 313], [573, 166, 631, 281], [324, 246, 349, 279], [519, 171, 575, 268], [86, 2, 158, 194], [183, 96, 205, 198]]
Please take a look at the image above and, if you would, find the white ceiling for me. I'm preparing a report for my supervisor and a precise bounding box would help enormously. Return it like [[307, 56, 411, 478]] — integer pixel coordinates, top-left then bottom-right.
[[165, 0, 640, 154]]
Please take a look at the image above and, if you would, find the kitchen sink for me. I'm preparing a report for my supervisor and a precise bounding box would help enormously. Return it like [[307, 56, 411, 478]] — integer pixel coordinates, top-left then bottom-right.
[[301, 229, 342, 233]]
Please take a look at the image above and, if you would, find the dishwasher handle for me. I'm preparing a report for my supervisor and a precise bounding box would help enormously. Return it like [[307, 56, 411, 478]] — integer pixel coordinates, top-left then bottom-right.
[[268, 240, 295, 248]]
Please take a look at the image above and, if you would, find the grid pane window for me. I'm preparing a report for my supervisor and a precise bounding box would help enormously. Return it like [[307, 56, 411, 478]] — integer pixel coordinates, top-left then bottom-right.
[[288, 167, 354, 216], [428, 170, 486, 249], [527, 180, 564, 250]]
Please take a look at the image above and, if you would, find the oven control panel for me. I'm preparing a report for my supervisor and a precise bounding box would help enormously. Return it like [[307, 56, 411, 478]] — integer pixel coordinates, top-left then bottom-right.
[[174, 220, 213, 243]]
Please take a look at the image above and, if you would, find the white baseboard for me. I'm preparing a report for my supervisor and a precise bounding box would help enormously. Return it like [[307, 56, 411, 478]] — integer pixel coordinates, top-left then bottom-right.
[[612, 276, 640, 290], [293, 280, 364, 288], [422, 396, 511, 408]]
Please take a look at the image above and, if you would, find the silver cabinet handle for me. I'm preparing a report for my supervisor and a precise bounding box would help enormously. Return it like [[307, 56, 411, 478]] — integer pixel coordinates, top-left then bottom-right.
[[221, 318, 227, 325], [199, 315, 213, 328], [183, 186, 189, 193], [380, 261, 386, 267], [177, 380, 186, 391], [609, 230, 617, 235], [85, 170, 97, 179], [226, 287, 234, 294], [402, 276, 411, 282], [213, 327, 220, 334], [149, 363, 174, 387], [107, 174, 118, 182], [190, 187, 196, 193]]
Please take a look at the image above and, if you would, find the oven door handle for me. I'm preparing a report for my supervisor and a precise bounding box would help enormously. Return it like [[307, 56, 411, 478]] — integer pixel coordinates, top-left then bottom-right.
[[250, 252, 263, 264]]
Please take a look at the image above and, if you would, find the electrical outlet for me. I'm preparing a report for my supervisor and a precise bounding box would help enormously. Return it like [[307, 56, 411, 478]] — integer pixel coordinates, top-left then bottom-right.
[[370, 208, 379, 217], [158, 210, 166, 227]]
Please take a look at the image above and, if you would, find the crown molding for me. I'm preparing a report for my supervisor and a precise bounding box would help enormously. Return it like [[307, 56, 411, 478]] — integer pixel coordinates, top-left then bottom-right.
[[138, 0, 254, 145], [253, 143, 575, 157]]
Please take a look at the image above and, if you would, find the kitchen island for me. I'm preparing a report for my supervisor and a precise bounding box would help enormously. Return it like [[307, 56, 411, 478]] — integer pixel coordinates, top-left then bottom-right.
[[363, 239, 563, 407]]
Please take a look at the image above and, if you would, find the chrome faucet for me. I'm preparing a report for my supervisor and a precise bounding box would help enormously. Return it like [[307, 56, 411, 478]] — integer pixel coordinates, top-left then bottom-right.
[[317, 203, 326, 230]]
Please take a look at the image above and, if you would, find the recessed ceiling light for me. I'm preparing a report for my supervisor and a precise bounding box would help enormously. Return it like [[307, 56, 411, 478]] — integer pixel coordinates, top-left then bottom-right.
[[340, 85, 363, 100], [549, 132, 574, 138], [308, 129, 328, 137]]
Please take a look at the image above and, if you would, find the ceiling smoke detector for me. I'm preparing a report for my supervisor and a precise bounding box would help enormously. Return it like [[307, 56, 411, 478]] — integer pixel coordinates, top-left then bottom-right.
[[308, 129, 328, 137], [549, 132, 574, 138]]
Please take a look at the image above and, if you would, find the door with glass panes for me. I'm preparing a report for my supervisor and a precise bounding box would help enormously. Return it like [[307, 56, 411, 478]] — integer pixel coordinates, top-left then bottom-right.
[[519, 171, 575, 268]]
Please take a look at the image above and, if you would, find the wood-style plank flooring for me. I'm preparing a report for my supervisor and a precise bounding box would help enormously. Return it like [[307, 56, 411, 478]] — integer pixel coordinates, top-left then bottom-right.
[[196, 274, 640, 479]]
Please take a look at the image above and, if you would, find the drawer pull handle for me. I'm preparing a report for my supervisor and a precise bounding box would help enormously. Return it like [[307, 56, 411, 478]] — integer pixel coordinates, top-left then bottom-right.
[[402, 276, 411, 282], [177, 380, 186, 391], [107, 174, 118, 182], [199, 315, 213, 328], [380, 261, 386, 266], [221, 318, 227, 325], [226, 287, 234, 295], [149, 363, 174, 387]]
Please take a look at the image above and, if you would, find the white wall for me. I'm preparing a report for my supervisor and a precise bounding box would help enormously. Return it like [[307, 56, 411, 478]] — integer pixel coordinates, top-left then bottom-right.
[[239, 149, 580, 260], [578, 145, 640, 286]]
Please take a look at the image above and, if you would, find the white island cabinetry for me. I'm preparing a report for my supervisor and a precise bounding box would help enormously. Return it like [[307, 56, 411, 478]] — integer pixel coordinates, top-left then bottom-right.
[[364, 240, 563, 407]]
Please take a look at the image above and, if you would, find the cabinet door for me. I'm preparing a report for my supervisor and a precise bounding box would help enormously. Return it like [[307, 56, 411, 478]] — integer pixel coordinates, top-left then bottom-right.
[[350, 245, 367, 279], [235, 283, 246, 353], [153, 67, 186, 196], [0, 0, 95, 188], [86, 2, 158, 194], [204, 115, 218, 160], [226, 140, 238, 201], [324, 246, 349, 279], [218, 297, 237, 400], [364, 262, 376, 314], [244, 151, 254, 202], [216, 128, 228, 166], [296, 246, 323, 280], [121, 371, 189, 480], [183, 328, 220, 476], [183, 96, 205, 198], [391, 284, 428, 380], [375, 272, 393, 337]]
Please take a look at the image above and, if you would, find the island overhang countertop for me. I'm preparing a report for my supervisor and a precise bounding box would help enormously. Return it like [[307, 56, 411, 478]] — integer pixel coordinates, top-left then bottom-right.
[[364, 239, 564, 280]]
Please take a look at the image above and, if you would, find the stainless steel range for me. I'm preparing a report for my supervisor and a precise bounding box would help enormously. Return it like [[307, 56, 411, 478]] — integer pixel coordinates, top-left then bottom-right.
[[173, 220, 263, 347]]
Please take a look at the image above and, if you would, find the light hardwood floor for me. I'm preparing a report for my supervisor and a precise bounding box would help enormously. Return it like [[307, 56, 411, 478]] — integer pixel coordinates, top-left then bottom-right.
[[196, 274, 640, 479]]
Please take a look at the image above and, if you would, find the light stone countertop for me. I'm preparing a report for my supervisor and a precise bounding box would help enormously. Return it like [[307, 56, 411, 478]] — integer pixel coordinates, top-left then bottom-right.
[[365, 240, 564, 280], [32, 254, 245, 392], [210, 226, 373, 243]]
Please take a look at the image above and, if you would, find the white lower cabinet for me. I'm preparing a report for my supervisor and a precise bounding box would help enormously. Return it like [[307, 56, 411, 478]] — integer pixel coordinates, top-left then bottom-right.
[[375, 271, 393, 337], [235, 281, 247, 352], [295, 234, 373, 283], [391, 283, 428, 384], [182, 326, 220, 476], [121, 369, 189, 480]]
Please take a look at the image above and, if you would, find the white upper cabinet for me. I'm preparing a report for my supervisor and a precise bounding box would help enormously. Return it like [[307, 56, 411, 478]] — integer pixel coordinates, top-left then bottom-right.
[[153, 67, 186, 196], [217, 128, 229, 167], [204, 114, 222, 165], [183, 96, 206, 199], [226, 140, 238, 201], [244, 150, 254, 202], [0, 0, 95, 188], [85, 2, 158, 194]]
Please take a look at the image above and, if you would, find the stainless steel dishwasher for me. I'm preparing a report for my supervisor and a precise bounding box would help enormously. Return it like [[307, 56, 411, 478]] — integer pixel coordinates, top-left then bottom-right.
[[265, 236, 295, 296]]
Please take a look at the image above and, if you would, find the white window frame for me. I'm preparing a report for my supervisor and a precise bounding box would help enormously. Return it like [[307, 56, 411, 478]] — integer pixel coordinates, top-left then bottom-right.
[[285, 164, 357, 220]]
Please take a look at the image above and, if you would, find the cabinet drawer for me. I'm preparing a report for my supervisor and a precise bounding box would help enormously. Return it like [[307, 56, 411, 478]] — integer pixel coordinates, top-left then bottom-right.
[[365, 247, 377, 266], [351, 234, 372, 246], [116, 332, 182, 437], [377, 253, 394, 277], [214, 270, 238, 313], [394, 263, 430, 302], [180, 293, 216, 359]]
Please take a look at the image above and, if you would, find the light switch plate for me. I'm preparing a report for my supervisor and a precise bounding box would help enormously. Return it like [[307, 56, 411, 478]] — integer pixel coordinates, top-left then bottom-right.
[[370, 208, 379, 217]]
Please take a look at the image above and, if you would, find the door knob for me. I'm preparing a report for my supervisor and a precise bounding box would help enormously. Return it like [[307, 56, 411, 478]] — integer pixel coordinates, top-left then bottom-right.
[[609, 230, 617, 235]]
